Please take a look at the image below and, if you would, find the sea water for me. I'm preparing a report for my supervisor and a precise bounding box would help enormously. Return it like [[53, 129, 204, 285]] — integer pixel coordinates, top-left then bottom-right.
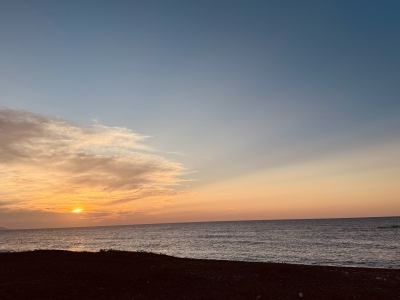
[[0, 217, 399, 269]]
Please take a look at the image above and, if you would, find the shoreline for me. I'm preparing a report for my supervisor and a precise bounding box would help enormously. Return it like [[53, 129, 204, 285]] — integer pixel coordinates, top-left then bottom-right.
[[0, 249, 397, 270], [1, 250, 399, 299]]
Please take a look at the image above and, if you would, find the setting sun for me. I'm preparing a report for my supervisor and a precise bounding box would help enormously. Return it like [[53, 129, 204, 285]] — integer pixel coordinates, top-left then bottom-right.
[[72, 208, 83, 214]]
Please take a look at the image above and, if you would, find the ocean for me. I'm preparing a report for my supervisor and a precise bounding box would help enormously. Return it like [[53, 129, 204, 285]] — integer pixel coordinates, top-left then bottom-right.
[[0, 217, 399, 269]]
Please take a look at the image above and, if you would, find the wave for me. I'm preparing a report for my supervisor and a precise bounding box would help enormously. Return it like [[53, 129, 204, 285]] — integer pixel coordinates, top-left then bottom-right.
[[377, 225, 400, 229], [198, 234, 236, 239]]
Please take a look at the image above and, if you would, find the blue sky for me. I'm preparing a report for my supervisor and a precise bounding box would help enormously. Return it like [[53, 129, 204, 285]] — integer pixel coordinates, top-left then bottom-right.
[[1, 0, 399, 228]]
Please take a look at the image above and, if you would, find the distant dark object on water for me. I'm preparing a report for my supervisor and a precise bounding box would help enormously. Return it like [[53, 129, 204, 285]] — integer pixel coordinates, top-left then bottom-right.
[[377, 225, 400, 229]]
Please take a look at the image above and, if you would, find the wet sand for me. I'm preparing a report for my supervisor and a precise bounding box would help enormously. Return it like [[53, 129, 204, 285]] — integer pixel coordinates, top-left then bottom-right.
[[0, 250, 399, 299]]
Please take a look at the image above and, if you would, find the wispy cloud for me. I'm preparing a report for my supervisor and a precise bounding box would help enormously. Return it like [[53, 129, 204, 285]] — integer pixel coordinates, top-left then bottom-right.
[[0, 109, 186, 216]]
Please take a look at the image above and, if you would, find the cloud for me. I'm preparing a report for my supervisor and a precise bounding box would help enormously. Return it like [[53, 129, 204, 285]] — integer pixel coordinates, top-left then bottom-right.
[[0, 109, 186, 215]]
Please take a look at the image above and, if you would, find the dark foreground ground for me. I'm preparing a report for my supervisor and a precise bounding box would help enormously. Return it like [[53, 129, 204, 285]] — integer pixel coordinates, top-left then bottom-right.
[[0, 250, 399, 300]]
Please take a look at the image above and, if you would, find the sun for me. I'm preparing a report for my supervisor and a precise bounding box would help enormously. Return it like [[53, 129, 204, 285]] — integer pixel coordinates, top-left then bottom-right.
[[72, 208, 83, 213]]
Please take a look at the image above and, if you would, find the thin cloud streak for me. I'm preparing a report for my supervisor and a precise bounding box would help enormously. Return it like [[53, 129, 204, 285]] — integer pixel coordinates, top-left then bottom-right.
[[0, 109, 186, 216]]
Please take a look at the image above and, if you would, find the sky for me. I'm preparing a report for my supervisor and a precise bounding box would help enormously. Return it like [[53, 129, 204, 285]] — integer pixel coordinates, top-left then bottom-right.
[[1, 0, 399, 229]]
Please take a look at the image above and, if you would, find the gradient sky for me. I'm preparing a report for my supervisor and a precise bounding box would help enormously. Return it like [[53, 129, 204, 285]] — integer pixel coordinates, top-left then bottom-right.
[[1, 0, 399, 229]]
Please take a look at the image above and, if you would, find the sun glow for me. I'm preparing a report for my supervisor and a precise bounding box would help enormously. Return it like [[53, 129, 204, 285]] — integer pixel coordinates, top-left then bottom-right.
[[72, 208, 83, 213]]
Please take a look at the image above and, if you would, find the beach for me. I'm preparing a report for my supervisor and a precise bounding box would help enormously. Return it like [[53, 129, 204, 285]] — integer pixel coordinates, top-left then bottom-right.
[[0, 250, 399, 300]]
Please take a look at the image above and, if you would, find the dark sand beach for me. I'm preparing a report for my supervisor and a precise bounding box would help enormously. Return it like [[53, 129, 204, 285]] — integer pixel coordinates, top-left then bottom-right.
[[0, 250, 399, 300]]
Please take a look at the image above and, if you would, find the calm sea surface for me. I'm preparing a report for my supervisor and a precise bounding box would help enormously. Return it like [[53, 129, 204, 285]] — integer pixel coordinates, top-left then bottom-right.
[[1, 217, 399, 269]]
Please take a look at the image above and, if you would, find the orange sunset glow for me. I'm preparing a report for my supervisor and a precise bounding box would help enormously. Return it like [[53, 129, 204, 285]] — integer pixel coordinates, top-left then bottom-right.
[[0, 108, 399, 229]]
